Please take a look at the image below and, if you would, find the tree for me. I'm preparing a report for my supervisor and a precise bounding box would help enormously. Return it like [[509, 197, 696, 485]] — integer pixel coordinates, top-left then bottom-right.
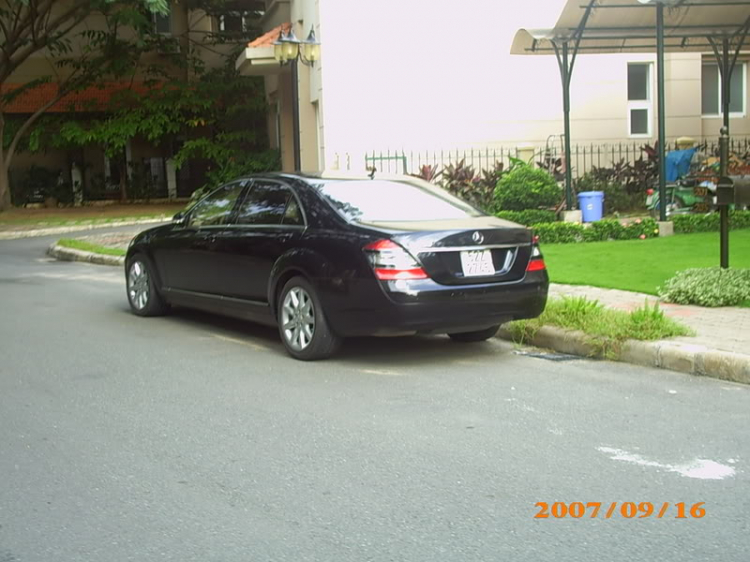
[[2, 0, 272, 206], [0, 0, 167, 210]]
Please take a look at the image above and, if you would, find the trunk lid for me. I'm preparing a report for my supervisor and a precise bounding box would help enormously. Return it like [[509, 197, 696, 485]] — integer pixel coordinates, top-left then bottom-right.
[[358, 216, 533, 285]]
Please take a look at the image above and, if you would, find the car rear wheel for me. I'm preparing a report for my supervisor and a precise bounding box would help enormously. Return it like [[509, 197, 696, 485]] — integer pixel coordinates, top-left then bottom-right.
[[126, 254, 168, 317], [448, 325, 500, 343], [278, 276, 341, 360]]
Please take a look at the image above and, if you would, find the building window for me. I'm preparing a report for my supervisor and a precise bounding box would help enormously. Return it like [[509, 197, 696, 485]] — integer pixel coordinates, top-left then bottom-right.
[[627, 63, 652, 137], [153, 9, 172, 35], [702, 62, 746, 117], [218, 12, 254, 32]]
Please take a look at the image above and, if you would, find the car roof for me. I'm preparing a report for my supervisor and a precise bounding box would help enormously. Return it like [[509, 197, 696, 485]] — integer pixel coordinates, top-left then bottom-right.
[[244, 171, 418, 183]]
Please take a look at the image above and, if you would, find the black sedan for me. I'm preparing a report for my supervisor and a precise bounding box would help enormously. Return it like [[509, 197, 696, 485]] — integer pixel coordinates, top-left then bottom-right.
[[125, 172, 548, 360]]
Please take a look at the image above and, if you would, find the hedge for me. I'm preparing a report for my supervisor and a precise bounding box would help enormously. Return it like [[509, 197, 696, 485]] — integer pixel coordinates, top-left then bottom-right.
[[532, 218, 660, 244], [672, 210, 750, 233], [495, 209, 557, 226]]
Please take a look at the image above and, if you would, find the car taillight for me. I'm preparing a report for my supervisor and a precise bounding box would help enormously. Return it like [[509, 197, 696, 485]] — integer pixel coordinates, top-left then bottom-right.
[[363, 239, 428, 280], [526, 259, 546, 272], [526, 244, 546, 272]]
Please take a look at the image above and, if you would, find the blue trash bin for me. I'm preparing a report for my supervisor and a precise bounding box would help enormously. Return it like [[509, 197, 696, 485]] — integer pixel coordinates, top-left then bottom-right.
[[578, 191, 604, 222]]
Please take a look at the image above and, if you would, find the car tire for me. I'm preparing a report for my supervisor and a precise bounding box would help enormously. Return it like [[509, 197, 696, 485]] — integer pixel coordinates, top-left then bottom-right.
[[277, 276, 341, 360], [448, 325, 500, 343], [126, 253, 169, 317]]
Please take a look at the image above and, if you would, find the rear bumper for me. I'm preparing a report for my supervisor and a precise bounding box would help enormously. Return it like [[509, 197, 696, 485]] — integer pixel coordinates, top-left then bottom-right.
[[323, 272, 548, 337]]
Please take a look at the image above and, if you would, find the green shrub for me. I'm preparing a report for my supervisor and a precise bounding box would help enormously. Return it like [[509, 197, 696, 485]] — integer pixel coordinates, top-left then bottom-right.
[[506, 296, 692, 358], [672, 210, 750, 233], [658, 267, 750, 307], [495, 209, 557, 226], [532, 222, 585, 244], [494, 163, 560, 211], [583, 218, 659, 241], [532, 218, 659, 244]]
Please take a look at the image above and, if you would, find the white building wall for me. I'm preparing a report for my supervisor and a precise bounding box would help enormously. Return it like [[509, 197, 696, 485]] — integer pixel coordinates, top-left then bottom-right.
[[310, 0, 745, 170]]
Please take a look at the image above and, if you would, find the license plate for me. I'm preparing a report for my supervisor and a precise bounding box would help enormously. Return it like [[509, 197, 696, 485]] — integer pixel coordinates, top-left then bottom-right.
[[460, 250, 495, 277]]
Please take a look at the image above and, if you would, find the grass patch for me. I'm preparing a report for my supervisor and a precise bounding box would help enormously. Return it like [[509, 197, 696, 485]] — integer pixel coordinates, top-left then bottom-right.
[[507, 296, 693, 359], [58, 238, 127, 257], [542, 230, 750, 295]]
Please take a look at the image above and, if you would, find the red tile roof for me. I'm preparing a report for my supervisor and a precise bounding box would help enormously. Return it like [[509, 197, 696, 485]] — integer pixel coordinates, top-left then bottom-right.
[[247, 22, 291, 48], [0, 82, 153, 114]]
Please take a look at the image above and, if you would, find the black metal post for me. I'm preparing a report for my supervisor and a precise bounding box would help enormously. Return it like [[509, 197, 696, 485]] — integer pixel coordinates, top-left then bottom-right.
[[719, 126, 730, 269], [721, 37, 731, 131], [561, 42, 574, 211], [291, 58, 301, 171], [656, 2, 667, 223], [720, 39, 731, 269]]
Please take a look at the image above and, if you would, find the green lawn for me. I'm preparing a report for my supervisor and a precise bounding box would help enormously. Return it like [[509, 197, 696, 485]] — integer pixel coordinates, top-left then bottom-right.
[[58, 238, 127, 257], [542, 230, 750, 297]]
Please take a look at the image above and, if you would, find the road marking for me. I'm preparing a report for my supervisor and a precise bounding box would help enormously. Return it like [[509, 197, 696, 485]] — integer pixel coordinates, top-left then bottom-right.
[[360, 369, 403, 376], [212, 334, 269, 352], [29, 271, 121, 284], [597, 446, 736, 480]]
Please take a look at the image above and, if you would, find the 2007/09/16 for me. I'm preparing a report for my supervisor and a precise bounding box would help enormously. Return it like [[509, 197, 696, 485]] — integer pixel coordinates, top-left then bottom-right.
[[535, 502, 706, 519]]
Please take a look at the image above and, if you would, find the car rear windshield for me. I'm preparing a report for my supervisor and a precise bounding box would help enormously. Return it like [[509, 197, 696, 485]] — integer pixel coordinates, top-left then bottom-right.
[[313, 179, 483, 222]]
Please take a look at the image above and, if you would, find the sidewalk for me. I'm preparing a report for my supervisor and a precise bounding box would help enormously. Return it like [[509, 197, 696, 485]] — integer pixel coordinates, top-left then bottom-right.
[[0, 202, 185, 239]]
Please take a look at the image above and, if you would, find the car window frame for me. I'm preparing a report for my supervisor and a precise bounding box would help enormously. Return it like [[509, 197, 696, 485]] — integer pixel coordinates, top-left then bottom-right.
[[185, 180, 248, 229], [230, 178, 308, 229]]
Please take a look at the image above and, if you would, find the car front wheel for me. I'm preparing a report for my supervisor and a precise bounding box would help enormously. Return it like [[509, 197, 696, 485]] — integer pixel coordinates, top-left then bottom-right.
[[278, 276, 341, 360], [126, 254, 168, 317], [448, 325, 500, 343]]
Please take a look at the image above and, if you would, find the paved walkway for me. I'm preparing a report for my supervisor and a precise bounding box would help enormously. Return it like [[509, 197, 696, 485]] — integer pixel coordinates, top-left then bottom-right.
[[550, 284, 750, 356]]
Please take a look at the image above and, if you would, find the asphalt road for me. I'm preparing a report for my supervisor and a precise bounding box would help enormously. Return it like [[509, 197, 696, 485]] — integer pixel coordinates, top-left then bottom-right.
[[1, 230, 749, 562]]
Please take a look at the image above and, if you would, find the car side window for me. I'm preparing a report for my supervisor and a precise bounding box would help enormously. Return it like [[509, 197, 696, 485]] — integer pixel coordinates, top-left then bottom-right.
[[188, 182, 245, 227], [236, 181, 302, 226], [282, 197, 303, 226]]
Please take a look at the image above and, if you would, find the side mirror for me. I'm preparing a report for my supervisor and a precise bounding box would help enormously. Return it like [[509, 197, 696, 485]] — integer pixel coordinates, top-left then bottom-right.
[[173, 211, 188, 225]]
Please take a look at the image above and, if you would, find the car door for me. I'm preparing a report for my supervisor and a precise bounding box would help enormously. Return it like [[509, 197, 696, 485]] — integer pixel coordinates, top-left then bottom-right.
[[154, 180, 247, 294], [211, 179, 306, 302]]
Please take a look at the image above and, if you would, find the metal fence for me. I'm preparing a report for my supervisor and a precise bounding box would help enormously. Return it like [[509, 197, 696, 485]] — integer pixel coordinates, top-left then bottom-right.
[[344, 136, 750, 180]]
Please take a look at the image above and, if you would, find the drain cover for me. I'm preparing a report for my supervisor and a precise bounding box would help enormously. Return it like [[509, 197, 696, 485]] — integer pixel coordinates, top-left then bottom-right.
[[514, 351, 581, 361]]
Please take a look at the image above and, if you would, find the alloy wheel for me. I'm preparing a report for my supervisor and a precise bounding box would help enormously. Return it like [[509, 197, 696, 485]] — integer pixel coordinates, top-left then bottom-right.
[[128, 261, 150, 310], [281, 287, 316, 351]]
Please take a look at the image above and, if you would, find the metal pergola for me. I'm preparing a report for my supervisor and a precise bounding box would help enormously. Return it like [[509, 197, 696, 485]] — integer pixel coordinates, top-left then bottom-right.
[[512, 0, 750, 265]]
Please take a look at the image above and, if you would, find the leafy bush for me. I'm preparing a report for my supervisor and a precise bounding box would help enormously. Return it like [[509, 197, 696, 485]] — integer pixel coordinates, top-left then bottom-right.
[[583, 217, 659, 241], [658, 267, 750, 307], [412, 164, 441, 183], [439, 159, 500, 212], [532, 222, 586, 244], [672, 211, 750, 233], [495, 209, 557, 225], [532, 218, 659, 244], [494, 162, 560, 211]]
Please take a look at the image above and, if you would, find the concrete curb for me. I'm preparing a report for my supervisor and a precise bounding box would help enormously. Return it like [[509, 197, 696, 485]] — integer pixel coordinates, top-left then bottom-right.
[[498, 325, 750, 385], [47, 243, 125, 267], [0, 217, 168, 240]]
